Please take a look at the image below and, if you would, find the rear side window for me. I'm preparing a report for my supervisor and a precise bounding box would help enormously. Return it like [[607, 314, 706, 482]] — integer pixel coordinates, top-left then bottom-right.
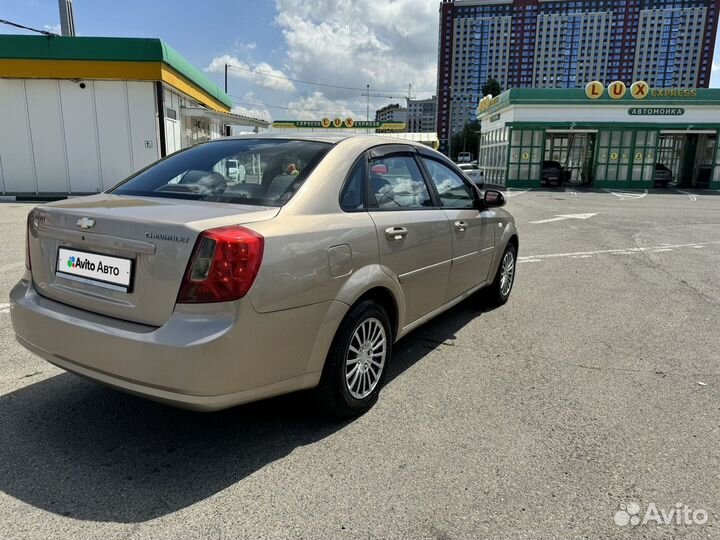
[[110, 139, 331, 207], [368, 155, 432, 209], [340, 159, 366, 211], [422, 158, 476, 209]]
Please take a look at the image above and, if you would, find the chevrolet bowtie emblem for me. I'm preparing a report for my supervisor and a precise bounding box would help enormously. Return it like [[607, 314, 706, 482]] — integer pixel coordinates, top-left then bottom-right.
[[77, 217, 95, 229]]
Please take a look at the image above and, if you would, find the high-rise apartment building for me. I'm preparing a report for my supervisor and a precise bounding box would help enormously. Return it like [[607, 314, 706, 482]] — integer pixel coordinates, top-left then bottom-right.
[[407, 96, 438, 132], [436, 0, 720, 151]]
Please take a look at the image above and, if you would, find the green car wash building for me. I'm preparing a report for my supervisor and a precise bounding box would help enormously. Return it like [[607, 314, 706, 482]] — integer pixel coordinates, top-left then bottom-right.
[[476, 83, 720, 189]]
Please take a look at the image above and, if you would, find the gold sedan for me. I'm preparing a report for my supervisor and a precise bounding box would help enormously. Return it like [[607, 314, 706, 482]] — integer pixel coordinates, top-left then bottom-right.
[[11, 134, 518, 416]]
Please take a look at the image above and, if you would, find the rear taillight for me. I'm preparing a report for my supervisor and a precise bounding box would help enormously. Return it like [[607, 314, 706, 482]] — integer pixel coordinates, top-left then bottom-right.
[[177, 225, 264, 303], [25, 212, 32, 270]]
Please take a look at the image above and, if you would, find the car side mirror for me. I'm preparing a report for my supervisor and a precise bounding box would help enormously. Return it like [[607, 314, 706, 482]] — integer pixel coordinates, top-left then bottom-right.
[[483, 189, 505, 208]]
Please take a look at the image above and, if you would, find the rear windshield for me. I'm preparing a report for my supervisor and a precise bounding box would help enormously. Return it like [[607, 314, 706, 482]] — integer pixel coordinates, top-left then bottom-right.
[[110, 139, 332, 207]]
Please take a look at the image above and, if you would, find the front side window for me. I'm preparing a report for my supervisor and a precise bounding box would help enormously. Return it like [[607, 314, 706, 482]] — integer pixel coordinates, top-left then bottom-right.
[[110, 139, 331, 207], [368, 155, 432, 209], [422, 158, 476, 209]]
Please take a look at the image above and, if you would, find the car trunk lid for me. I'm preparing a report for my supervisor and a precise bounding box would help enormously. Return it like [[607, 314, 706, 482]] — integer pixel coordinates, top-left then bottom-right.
[[28, 194, 278, 326]]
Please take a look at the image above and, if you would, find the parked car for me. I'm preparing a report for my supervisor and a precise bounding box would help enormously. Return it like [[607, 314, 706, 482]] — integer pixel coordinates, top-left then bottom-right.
[[697, 165, 711, 189], [654, 163, 673, 188], [457, 151, 473, 163], [11, 135, 518, 417], [541, 160, 570, 187], [457, 162, 484, 186]]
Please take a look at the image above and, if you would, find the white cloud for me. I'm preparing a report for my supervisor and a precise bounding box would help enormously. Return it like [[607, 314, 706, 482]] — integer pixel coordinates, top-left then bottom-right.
[[205, 54, 296, 93], [207, 1, 439, 122], [275, 0, 438, 103], [239, 41, 257, 51], [231, 105, 272, 123], [266, 0, 438, 123], [286, 91, 356, 120], [711, 61, 720, 88], [43, 23, 61, 35]]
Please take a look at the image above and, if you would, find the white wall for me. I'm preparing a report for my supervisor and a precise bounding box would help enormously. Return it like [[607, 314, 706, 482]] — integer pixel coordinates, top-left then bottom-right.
[[0, 80, 37, 193], [163, 87, 182, 154], [0, 79, 159, 194]]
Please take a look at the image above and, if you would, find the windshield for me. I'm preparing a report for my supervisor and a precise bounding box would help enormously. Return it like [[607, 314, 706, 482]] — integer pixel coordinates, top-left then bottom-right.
[[110, 139, 332, 207]]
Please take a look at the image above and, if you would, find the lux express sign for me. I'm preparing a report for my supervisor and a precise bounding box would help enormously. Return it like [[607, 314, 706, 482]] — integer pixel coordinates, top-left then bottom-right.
[[585, 81, 693, 116], [272, 118, 405, 130], [585, 80, 698, 101]]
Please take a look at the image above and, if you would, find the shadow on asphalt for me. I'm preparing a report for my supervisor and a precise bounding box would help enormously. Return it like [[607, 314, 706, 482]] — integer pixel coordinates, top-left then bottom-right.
[[0, 294, 497, 523]]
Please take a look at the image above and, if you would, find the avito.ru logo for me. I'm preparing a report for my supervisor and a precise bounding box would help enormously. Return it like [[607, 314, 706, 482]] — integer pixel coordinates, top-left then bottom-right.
[[66, 255, 121, 277], [614, 502, 708, 527], [67, 256, 96, 271]]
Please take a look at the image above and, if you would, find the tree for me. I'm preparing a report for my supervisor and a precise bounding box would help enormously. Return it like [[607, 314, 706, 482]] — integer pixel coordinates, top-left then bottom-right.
[[482, 78, 502, 97], [450, 120, 481, 161]]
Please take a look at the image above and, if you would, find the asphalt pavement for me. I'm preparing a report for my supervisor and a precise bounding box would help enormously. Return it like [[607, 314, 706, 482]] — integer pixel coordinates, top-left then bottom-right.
[[1, 187, 719, 539]]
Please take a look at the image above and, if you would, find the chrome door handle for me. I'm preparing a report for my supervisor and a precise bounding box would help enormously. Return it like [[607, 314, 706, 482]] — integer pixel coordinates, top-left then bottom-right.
[[385, 226, 408, 240], [454, 221, 468, 232]]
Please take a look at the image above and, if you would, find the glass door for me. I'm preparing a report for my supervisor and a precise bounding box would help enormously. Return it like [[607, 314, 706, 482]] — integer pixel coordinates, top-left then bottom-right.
[[594, 130, 635, 188], [630, 131, 658, 188]]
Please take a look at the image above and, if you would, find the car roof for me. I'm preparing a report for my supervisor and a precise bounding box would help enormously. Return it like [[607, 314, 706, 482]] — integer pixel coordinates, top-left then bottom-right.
[[204, 132, 442, 153], [215, 132, 350, 144]]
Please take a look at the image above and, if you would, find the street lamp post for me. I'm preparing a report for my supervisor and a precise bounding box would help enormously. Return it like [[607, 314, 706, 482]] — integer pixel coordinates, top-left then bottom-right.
[[366, 84, 370, 134]]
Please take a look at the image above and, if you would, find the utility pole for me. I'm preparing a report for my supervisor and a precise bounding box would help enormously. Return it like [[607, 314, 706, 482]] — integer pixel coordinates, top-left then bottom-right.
[[366, 84, 370, 120], [58, 0, 76, 36], [366, 84, 370, 134], [224, 63, 228, 93]]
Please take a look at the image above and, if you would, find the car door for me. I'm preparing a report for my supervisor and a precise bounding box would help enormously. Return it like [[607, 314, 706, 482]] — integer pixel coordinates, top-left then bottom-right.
[[420, 155, 495, 300], [365, 146, 452, 325]]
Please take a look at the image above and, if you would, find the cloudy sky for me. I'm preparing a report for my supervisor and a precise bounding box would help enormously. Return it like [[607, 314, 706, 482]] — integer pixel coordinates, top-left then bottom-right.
[[1, 0, 719, 123]]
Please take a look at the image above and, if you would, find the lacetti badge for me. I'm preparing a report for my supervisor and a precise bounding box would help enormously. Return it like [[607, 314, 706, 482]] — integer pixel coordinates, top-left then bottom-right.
[[145, 232, 190, 243]]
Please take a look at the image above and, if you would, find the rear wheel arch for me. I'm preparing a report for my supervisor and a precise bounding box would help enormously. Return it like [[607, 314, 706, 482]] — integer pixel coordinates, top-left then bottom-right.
[[315, 292, 396, 417], [350, 287, 399, 341]]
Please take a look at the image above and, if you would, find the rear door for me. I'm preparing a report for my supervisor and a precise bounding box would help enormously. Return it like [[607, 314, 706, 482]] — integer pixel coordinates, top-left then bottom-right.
[[365, 146, 452, 325], [420, 155, 494, 300]]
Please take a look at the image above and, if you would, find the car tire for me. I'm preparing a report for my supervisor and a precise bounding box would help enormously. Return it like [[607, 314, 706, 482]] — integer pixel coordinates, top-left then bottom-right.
[[486, 243, 517, 306], [315, 300, 392, 418]]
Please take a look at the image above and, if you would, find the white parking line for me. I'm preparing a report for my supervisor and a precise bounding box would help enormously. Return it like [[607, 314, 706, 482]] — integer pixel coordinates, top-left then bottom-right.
[[518, 240, 720, 263], [505, 188, 531, 198], [676, 190, 698, 201], [0, 303, 10, 314], [530, 213, 597, 225], [603, 189, 648, 200]]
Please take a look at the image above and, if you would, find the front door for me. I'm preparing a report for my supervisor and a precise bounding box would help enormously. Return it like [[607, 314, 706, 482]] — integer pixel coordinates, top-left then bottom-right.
[[420, 156, 495, 300], [366, 150, 452, 325]]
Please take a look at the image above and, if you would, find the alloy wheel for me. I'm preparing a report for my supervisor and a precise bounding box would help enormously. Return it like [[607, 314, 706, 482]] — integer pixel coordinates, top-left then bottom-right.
[[345, 317, 387, 400], [500, 250, 515, 297]]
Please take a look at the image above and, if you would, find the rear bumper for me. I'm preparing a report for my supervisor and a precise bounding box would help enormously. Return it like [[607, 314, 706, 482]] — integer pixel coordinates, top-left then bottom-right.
[[10, 277, 346, 410]]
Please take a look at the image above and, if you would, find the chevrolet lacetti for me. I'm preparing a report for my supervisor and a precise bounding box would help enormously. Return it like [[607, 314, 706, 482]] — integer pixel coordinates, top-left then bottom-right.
[[10, 134, 518, 416]]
